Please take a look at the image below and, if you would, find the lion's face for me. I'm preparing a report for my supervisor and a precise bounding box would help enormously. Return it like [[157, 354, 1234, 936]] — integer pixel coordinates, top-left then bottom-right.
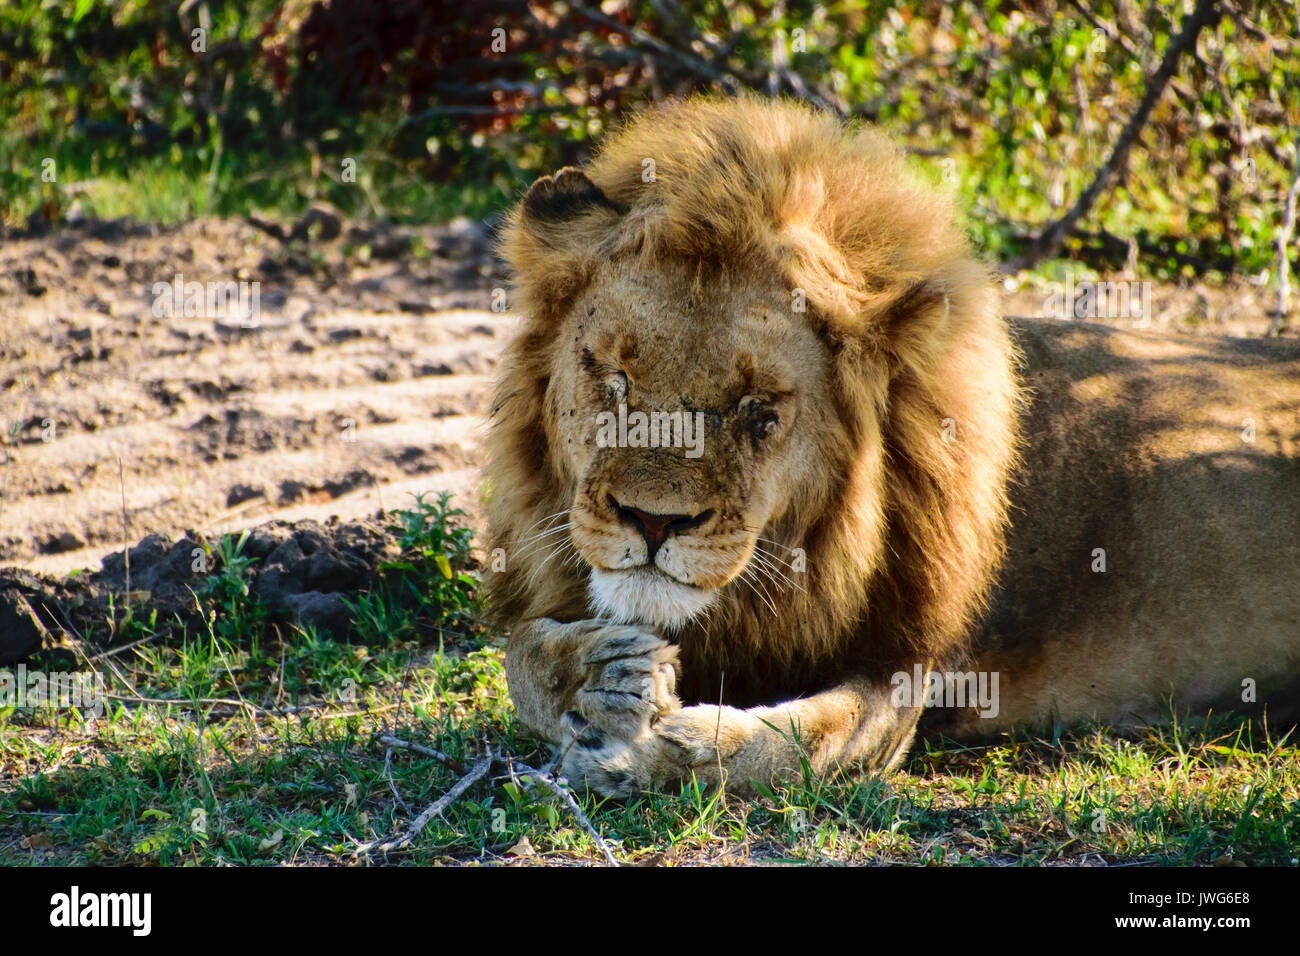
[[546, 259, 842, 630]]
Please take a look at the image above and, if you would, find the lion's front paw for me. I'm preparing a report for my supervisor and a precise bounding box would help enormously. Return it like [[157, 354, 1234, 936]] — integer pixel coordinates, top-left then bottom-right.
[[573, 624, 680, 740], [555, 712, 650, 797], [556, 704, 761, 798]]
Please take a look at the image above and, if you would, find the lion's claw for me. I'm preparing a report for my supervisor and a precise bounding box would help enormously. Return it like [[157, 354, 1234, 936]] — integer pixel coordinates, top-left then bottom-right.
[[571, 625, 680, 740]]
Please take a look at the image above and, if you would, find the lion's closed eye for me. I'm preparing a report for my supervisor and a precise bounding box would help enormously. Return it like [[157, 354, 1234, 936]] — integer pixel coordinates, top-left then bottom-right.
[[604, 370, 628, 402], [738, 395, 781, 444], [580, 346, 630, 401]]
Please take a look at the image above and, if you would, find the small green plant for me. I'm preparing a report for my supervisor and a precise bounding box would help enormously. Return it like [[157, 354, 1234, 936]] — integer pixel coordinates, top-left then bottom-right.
[[347, 581, 419, 642], [198, 531, 269, 640], [349, 491, 478, 641], [105, 594, 160, 642], [132, 807, 209, 864], [390, 491, 474, 567]]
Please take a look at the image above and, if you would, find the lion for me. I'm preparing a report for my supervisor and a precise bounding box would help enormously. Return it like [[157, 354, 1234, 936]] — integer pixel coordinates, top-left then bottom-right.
[[484, 94, 1300, 797]]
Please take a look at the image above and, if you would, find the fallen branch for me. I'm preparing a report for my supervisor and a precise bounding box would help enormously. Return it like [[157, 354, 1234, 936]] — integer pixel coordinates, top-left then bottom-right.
[[355, 752, 493, 857], [364, 736, 622, 865], [84, 630, 163, 662], [377, 733, 467, 775], [509, 760, 620, 867], [103, 692, 265, 715], [383, 747, 412, 817]]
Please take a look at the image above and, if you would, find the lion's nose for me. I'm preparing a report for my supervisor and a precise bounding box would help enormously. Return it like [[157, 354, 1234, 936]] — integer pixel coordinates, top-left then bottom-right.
[[608, 495, 713, 561]]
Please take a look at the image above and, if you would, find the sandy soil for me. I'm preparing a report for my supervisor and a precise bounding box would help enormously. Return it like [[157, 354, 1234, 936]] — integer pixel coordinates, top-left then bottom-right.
[[1, 214, 510, 578]]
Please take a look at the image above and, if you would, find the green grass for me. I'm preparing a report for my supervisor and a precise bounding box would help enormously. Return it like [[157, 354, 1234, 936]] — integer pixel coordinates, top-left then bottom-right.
[[1, 493, 1297, 866], [6, 128, 518, 230]]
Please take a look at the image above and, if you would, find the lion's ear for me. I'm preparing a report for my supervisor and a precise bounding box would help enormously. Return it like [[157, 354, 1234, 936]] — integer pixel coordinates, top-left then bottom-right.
[[500, 168, 623, 318], [870, 279, 956, 366], [520, 167, 622, 225]]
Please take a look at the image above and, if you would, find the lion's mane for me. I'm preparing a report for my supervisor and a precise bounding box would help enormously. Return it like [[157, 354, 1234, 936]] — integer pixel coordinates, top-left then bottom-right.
[[485, 95, 1020, 702]]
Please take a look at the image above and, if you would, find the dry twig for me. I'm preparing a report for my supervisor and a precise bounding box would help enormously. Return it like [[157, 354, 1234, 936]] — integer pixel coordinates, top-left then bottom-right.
[[377, 733, 468, 775], [366, 735, 622, 865], [384, 747, 412, 817], [509, 760, 620, 866], [355, 752, 494, 857]]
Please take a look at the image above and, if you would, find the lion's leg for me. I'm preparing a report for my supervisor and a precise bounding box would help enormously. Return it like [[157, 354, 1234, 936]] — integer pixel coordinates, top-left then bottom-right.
[[504, 618, 681, 745], [558, 677, 922, 796]]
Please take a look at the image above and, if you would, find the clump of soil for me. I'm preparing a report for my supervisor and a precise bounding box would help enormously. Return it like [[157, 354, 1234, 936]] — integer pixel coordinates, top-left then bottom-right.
[[0, 515, 400, 665]]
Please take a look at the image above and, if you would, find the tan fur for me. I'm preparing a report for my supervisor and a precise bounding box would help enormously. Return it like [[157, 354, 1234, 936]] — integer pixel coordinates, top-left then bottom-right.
[[484, 94, 1297, 797], [923, 319, 1300, 740]]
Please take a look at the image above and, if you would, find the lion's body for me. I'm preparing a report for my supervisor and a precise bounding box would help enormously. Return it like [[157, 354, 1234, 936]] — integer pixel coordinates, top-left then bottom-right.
[[925, 318, 1300, 738], [485, 94, 1299, 796]]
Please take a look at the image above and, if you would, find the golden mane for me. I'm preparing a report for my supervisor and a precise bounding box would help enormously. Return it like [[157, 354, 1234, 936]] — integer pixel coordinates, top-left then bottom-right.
[[486, 94, 1020, 701]]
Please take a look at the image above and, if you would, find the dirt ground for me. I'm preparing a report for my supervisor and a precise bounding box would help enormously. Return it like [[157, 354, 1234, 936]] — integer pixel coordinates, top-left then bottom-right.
[[1, 213, 512, 581], [1, 214, 1292, 583]]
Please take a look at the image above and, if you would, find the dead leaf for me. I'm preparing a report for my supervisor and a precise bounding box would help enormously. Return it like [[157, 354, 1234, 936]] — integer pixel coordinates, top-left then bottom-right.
[[505, 836, 536, 857]]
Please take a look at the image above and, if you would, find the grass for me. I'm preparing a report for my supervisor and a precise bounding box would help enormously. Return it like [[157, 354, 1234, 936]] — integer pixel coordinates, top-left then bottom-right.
[[1, 494, 1297, 866], [6, 130, 517, 231]]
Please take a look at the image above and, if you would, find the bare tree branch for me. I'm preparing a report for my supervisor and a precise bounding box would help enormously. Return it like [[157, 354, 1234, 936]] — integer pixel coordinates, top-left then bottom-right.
[[367, 735, 623, 865], [565, 1, 739, 91], [508, 760, 620, 866], [1007, 0, 1223, 272], [1268, 131, 1300, 335], [1064, 0, 1200, 104], [377, 732, 467, 775], [355, 752, 493, 858]]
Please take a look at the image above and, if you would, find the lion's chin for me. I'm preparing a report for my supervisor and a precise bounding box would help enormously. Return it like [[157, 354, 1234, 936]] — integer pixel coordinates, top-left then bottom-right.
[[587, 567, 718, 632]]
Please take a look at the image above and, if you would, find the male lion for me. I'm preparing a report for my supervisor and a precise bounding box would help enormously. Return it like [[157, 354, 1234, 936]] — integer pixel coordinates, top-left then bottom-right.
[[485, 95, 1300, 797]]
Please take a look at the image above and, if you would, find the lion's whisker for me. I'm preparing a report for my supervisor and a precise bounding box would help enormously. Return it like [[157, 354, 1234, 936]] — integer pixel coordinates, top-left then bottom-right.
[[512, 509, 574, 546], [513, 521, 575, 563], [753, 539, 801, 571], [737, 564, 779, 616], [749, 548, 806, 596], [521, 526, 583, 589], [514, 526, 572, 558], [515, 512, 572, 544], [561, 546, 587, 573], [749, 553, 799, 598], [517, 508, 572, 537], [525, 542, 567, 589], [748, 561, 785, 613]]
